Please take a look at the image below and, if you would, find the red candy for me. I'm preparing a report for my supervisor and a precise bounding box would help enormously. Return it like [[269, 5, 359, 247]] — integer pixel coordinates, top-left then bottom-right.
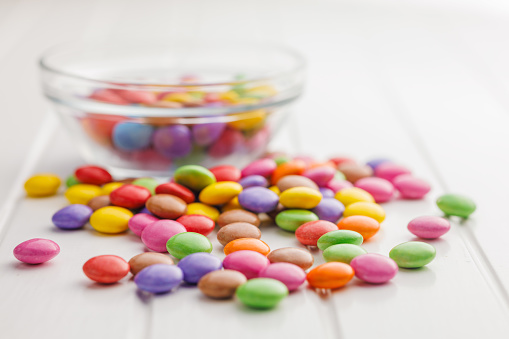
[[110, 184, 151, 209], [295, 220, 338, 246], [75, 165, 113, 186], [82, 255, 130, 284], [208, 129, 244, 158], [329, 156, 355, 167], [155, 182, 195, 204], [176, 214, 216, 236], [209, 165, 241, 182]]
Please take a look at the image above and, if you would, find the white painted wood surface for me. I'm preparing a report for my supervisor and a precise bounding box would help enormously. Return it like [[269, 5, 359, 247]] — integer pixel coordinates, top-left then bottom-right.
[[1, 1, 509, 338]]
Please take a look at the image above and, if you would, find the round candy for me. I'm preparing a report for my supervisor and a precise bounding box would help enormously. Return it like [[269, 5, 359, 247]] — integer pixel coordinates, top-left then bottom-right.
[[112, 122, 154, 151], [101, 182, 124, 195], [24, 174, 61, 197], [176, 214, 215, 236], [177, 252, 222, 284], [408, 216, 451, 239], [306, 262, 355, 289], [354, 177, 395, 203], [393, 175, 431, 199], [186, 202, 220, 221], [276, 175, 319, 192], [13, 238, 60, 264], [275, 210, 319, 232], [174, 165, 216, 191], [75, 165, 112, 186], [128, 213, 159, 236], [311, 198, 345, 223], [350, 253, 398, 284], [267, 247, 314, 270], [259, 263, 306, 291], [52, 204, 93, 230], [89, 206, 133, 234], [236, 278, 289, 309], [374, 163, 411, 183], [209, 165, 241, 182], [295, 220, 338, 246], [270, 160, 307, 185], [153, 125, 192, 158], [134, 264, 183, 293], [319, 188, 335, 198], [141, 220, 186, 252], [323, 244, 367, 264], [192, 123, 226, 147], [110, 184, 151, 209], [335, 187, 375, 207], [87, 195, 111, 211], [302, 166, 336, 187], [389, 241, 436, 268], [279, 187, 322, 209], [241, 158, 277, 178], [155, 182, 195, 204], [317, 230, 363, 250], [217, 222, 261, 246], [224, 238, 270, 256], [208, 128, 243, 157], [325, 179, 353, 193], [222, 250, 270, 279], [436, 194, 476, 218], [337, 215, 380, 240], [166, 232, 213, 259], [217, 209, 260, 228], [337, 163, 373, 183], [145, 194, 187, 219], [238, 175, 268, 188], [129, 252, 174, 275], [132, 177, 159, 195], [198, 269, 247, 299], [238, 187, 279, 213], [83, 255, 129, 284], [343, 201, 386, 223], [65, 184, 102, 205], [198, 181, 243, 205]]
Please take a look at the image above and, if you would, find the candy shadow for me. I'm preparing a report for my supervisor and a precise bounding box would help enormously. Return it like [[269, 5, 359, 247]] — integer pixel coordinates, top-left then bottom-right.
[[83, 281, 121, 290], [396, 266, 437, 288], [408, 236, 451, 255], [10, 261, 54, 270]]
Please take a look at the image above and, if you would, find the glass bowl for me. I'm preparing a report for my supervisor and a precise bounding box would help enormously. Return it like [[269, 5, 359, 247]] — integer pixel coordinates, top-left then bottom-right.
[[39, 39, 305, 177]]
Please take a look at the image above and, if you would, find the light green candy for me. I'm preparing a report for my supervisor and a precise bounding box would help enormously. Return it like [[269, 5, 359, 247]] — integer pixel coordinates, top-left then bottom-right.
[[66, 175, 81, 188], [334, 171, 346, 181], [236, 278, 288, 309], [174, 165, 216, 192], [389, 241, 436, 268], [275, 210, 319, 232], [166, 232, 212, 259], [317, 230, 363, 251], [323, 244, 367, 264], [274, 156, 291, 166], [133, 177, 159, 195], [436, 194, 476, 218]]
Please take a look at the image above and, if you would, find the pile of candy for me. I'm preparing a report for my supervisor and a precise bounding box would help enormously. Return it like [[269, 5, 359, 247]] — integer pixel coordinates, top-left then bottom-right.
[[18, 155, 476, 309]]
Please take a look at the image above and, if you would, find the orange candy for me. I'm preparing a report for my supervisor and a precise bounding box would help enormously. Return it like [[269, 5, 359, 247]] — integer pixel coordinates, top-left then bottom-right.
[[306, 262, 354, 289], [337, 215, 380, 240], [271, 160, 307, 185], [223, 238, 270, 256]]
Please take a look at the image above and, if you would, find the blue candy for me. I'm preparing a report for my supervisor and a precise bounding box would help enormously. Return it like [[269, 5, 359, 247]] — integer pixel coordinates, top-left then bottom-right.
[[112, 122, 154, 151]]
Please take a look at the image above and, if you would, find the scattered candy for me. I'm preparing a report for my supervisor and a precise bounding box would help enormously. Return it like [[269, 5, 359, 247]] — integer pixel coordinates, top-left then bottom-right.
[[374, 163, 411, 183], [259, 262, 306, 291], [267, 247, 314, 270], [198, 181, 243, 205], [89, 206, 133, 234], [354, 177, 394, 203], [222, 250, 270, 279], [389, 241, 436, 268], [275, 210, 319, 232], [407, 216, 451, 239], [75, 165, 112, 186], [65, 184, 102, 205], [52, 204, 93, 230], [337, 163, 373, 183], [145, 194, 187, 219], [110, 184, 151, 209], [176, 214, 215, 236], [323, 243, 367, 264], [166, 232, 213, 259], [311, 198, 345, 223], [295, 220, 338, 246], [276, 175, 319, 192], [155, 182, 195, 204], [236, 278, 289, 309], [87, 195, 111, 211], [224, 238, 270, 256], [198, 269, 247, 299], [13, 238, 60, 264], [134, 264, 183, 293], [217, 222, 262, 246], [238, 187, 279, 213], [174, 165, 216, 191], [129, 252, 174, 275], [177, 252, 222, 284], [436, 194, 476, 218], [317, 230, 363, 251], [337, 215, 380, 240], [83, 255, 129, 283], [350, 253, 398, 284], [306, 262, 355, 289], [141, 220, 186, 252], [186, 202, 220, 221], [343, 201, 386, 223], [334, 187, 375, 207], [128, 213, 159, 236], [393, 175, 431, 199], [24, 174, 61, 197], [279, 187, 322, 209], [217, 209, 260, 228]]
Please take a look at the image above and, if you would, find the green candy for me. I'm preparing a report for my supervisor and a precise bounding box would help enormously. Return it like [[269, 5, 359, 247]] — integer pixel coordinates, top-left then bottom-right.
[[132, 177, 159, 195], [389, 241, 436, 268], [236, 278, 288, 309], [317, 230, 363, 251], [323, 244, 367, 264], [174, 165, 216, 192], [334, 171, 346, 181], [436, 194, 476, 218], [65, 175, 81, 187], [274, 156, 291, 166], [166, 232, 213, 259], [275, 210, 319, 232]]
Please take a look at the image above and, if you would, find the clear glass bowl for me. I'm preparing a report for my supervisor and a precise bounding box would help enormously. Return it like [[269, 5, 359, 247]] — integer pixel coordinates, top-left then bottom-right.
[[39, 39, 305, 177]]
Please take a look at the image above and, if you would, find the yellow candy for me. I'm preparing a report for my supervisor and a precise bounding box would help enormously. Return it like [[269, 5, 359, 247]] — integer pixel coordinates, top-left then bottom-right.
[[187, 202, 220, 221], [279, 187, 322, 209], [268, 185, 281, 196], [343, 202, 386, 223], [245, 85, 277, 97], [222, 197, 243, 212], [218, 90, 240, 103], [335, 187, 375, 207], [228, 110, 266, 131], [199, 182, 243, 206], [101, 182, 124, 195], [65, 184, 103, 205], [161, 92, 193, 103], [89, 206, 133, 234], [232, 97, 259, 105], [24, 174, 61, 197]]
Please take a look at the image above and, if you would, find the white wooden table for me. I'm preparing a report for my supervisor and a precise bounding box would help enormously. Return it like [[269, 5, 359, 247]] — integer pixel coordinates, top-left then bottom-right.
[[1, 1, 509, 338]]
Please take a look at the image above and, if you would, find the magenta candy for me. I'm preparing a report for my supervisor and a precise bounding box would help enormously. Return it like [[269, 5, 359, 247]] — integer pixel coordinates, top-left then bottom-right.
[[374, 163, 411, 183], [325, 179, 353, 193], [141, 220, 186, 252], [407, 216, 450, 239], [222, 250, 270, 279], [208, 129, 244, 158], [13, 238, 60, 264], [241, 158, 277, 178], [350, 253, 398, 284], [354, 177, 395, 203], [393, 174, 431, 199], [128, 213, 159, 236], [303, 167, 336, 187], [192, 123, 226, 147], [258, 262, 306, 291]]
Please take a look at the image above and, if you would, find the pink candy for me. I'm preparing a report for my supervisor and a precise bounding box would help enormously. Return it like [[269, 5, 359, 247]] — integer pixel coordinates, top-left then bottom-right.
[[13, 238, 60, 264], [407, 216, 450, 239], [128, 213, 159, 236], [374, 163, 411, 183], [141, 220, 186, 252], [350, 253, 398, 284], [241, 158, 277, 178], [303, 166, 336, 187], [393, 174, 431, 199], [259, 262, 306, 291], [325, 179, 353, 193], [222, 250, 270, 279], [354, 177, 395, 203]]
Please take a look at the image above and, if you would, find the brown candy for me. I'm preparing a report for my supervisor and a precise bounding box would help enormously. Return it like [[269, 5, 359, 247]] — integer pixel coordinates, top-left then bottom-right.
[[276, 175, 319, 192], [198, 269, 247, 299], [267, 247, 314, 270], [217, 209, 260, 228], [87, 195, 111, 211], [338, 163, 373, 183], [128, 252, 174, 275], [117, 178, 137, 184], [216, 222, 262, 246], [145, 194, 187, 219]]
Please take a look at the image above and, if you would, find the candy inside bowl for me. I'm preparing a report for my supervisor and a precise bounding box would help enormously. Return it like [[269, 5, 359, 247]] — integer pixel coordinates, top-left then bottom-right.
[[39, 40, 305, 177]]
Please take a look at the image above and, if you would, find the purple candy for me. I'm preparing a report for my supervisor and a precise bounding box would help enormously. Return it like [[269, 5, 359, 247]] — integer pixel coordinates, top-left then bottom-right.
[[52, 204, 93, 230], [366, 158, 391, 170], [319, 187, 335, 198], [238, 187, 279, 213], [177, 252, 222, 284], [153, 125, 192, 158], [134, 264, 183, 293], [192, 123, 226, 146], [312, 198, 345, 223], [238, 175, 269, 188]]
